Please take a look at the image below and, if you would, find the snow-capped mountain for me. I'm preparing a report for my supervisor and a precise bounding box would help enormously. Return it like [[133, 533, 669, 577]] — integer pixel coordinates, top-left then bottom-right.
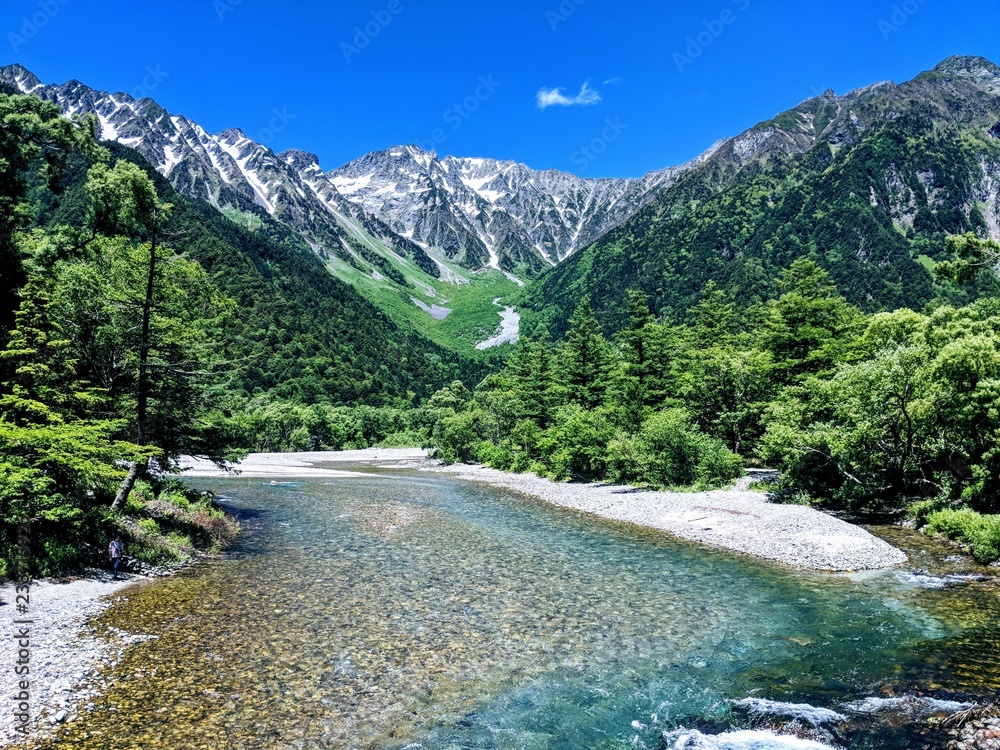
[[329, 145, 712, 267], [0, 63, 709, 277], [0, 64, 442, 280]]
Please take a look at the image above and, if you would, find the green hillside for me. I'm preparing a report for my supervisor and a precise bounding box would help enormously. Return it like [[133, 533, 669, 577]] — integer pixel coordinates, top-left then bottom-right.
[[126, 150, 489, 403], [521, 57, 1000, 338]]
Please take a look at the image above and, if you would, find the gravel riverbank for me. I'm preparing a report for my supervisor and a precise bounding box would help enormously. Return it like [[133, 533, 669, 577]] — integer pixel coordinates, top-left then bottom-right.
[[425, 463, 908, 571], [0, 572, 155, 746]]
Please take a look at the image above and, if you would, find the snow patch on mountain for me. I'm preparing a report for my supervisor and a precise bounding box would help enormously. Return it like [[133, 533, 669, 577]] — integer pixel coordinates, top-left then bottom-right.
[[476, 298, 520, 349]]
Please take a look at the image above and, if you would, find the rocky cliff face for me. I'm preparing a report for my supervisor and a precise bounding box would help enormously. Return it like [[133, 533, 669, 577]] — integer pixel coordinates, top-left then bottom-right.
[[328, 144, 715, 269]]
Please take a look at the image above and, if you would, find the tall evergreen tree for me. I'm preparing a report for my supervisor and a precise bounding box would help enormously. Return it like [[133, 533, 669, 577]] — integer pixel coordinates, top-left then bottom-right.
[[561, 296, 609, 410], [762, 259, 861, 384]]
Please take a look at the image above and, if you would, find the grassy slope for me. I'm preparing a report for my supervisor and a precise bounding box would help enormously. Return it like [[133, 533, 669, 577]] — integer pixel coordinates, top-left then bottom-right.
[[322, 212, 523, 357]]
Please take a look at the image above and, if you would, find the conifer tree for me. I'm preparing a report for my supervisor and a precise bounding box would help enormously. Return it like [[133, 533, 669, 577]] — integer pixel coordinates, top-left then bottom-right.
[[561, 296, 609, 410]]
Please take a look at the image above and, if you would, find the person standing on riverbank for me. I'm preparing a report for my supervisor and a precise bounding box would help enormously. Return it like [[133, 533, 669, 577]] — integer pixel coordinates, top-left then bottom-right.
[[108, 535, 123, 579]]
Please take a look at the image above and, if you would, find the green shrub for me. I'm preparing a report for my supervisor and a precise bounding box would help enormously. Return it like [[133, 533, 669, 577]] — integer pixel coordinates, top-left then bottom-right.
[[638, 409, 704, 487], [433, 410, 482, 463], [605, 431, 644, 484], [123, 491, 147, 514], [131, 480, 156, 504], [605, 410, 743, 489], [34, 540, 80, 577], [694, 440, 744, 489], [477, 441, 514, 471], [766, 478, 816, 506], [137, 517, 160, 536], [509, 451, 534, 473], [924, 508, 1000, 563], [537, 405, 614, 480], [166, 531, 194, 549], [128, 538, 182, 565], [527, 460, 547, 476], [161, 490, 191, 511], [907, 496, 957, 525]]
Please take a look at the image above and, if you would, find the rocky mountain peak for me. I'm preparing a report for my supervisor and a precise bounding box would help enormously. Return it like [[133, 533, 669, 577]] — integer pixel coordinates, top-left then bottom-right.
[[217, 127, 252, 145], [0, 63, 41, 93], [930, 55, 1000, 95], [328, 143, 692, 267], [281, 149, 322, 172], [933, 54, 1000, 78]]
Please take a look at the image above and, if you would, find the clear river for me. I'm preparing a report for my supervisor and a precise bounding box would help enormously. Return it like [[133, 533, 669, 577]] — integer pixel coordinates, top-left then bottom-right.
[[42, 470, 1000, 749]]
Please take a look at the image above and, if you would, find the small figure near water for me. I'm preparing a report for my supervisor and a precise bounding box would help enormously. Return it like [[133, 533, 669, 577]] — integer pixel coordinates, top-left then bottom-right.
[[108, 535, 124, 579]]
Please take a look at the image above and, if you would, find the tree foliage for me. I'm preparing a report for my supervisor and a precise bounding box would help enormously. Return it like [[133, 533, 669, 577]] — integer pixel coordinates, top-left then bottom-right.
[[430, 254, 1000, 535], [0, 91, 483, 574]]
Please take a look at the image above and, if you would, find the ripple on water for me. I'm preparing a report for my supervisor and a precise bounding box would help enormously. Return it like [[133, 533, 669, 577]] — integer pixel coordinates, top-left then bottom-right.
[[41, 475, 1000, 749]]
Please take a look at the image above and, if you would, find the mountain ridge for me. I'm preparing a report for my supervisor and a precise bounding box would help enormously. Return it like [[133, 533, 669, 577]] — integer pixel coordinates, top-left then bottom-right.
[[5, 56, 1000, 349], [520, 54, 1000, 337], [326, 142, 714, 267], [0, 63, 697, 278]]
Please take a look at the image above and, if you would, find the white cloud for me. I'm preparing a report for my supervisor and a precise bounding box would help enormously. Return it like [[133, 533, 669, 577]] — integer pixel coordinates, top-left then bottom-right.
[[536, 81, 601, 109]]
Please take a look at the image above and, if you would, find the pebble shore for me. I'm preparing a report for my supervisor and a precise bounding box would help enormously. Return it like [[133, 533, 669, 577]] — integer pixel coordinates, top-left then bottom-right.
[[944, 706, 1000, 750], [0, 572, 155, 746]]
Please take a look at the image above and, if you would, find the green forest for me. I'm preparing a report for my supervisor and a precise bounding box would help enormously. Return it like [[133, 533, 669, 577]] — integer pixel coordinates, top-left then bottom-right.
[[3, 81, 1000, 578], [522, 114, 1000, 339], [425, 246, 1000, 562], [0, 88, 480, 575]]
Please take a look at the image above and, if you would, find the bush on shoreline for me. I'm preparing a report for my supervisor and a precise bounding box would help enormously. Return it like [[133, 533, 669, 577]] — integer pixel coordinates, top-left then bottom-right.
[[923, 508, 1000, 563], [1, 477, 238, 580], [116, 478, 239, 567]]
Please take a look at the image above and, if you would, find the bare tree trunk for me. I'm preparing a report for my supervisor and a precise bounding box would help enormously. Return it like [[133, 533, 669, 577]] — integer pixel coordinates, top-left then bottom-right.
[[135, 219, 157, 447], [111, 459, 146, 511], [112, 218, 158, 510]]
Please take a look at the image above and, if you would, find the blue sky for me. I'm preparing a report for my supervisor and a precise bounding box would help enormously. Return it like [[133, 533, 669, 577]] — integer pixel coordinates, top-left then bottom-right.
[[4, 0, 999, 177]]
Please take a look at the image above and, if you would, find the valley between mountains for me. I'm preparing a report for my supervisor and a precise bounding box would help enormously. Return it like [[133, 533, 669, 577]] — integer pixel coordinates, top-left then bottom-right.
[[5, 55, 999, 356], [4, 37, 1000, 749]]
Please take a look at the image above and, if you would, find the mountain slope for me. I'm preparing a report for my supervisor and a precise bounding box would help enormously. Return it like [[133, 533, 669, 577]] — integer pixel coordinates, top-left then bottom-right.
[[521, 56, 1000, 337], [16, 112, 483, 404], [2, 63, 709, 353], [0, 65, 537, 353], [329, 144, 713, 270], [0, 64, 706, 280], [0, 65, 440, 279]]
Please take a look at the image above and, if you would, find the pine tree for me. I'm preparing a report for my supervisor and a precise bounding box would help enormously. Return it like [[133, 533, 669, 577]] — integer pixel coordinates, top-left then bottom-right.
[[614, 290, 656, 427], [561, 296, 609, 410], [762, 259, 861, 383]]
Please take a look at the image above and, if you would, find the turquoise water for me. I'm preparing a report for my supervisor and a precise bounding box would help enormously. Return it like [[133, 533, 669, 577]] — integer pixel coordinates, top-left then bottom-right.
[[48, 472, 1000, 749]]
